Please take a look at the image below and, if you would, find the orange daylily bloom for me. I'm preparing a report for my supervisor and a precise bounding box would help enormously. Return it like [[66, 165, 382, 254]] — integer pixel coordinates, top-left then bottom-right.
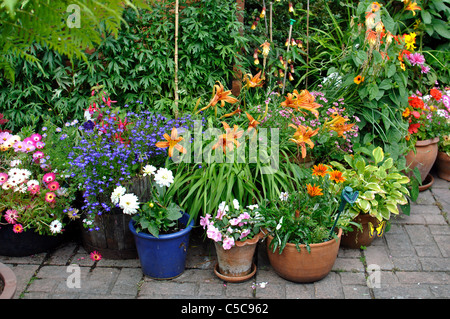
[[281, 89, 321, 118], [198, 81, 238, 114], [405, 2, 421, 16], [244, 71, 264, 88], [212, 122, 245, 154], [155, 127, 187, 158], [221, 106, 243, 119], [325, 114, 356, 137], [307, 184, 323, 197], [288, 124, 319, 159], [246, 112, 260, 132], [312, 164, 329, 177]]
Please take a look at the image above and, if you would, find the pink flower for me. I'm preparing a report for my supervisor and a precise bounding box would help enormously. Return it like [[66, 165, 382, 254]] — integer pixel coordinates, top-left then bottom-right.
[[216, 208, 226, 220], [0, 172, 8, 184], [43, 172, 56, 183], [13, 141, 25, 152], [33, 151, 44, 160], [47, 181, 60, 191], [4, 209, 19, 224], [222, 237, 235, 250], [206, 225, 222, 242], [239, 229, 251, 240], [407, 53, 425, 66], [28, 184, 40, 195], [420, 65, 430, 74], [35, 141, 45, 149], [229, 218, 241, 226], [200, 214, 211, 229], [45, 192, 56, 203], [30, 133, 42, 142], [23, 137, 36, 146], [13, 224, 23, 233]]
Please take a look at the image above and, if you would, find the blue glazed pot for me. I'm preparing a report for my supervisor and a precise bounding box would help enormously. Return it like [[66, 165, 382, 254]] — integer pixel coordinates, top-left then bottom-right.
[[129, 212, 194, 279]]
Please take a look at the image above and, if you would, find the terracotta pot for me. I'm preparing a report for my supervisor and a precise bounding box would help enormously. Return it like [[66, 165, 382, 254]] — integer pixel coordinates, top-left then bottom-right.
[[0, 262, 16, 299], [405, 137, 439, 182], [341, 214, 379, 249], [435, 151, 450, 181], [266, 229, 342, 283], [213, 232, 263, 282]]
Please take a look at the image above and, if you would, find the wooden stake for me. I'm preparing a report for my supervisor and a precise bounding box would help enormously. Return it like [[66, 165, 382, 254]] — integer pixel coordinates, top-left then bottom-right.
[[306, 0, 310, 90], [269, 2, 273, 42], [174, 0, 179, 119]]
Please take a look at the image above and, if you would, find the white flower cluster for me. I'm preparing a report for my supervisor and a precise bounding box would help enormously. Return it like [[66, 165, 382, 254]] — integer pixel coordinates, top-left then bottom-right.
[[111, 185, 140, 215], [142, 165, 174, 188]]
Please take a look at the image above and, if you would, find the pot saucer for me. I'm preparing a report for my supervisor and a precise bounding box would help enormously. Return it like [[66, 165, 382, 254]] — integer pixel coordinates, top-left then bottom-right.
[[214, 262, 257, 283], [419, 173, 434, 192]]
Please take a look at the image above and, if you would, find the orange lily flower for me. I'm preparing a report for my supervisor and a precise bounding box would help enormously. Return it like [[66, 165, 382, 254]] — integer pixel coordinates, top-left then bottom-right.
[[244, 71, 264, 88], [405, 2, 421, 16], [280, 89, 321, 118], [246, 112, 260, 132], [155, 127, 187, 158], [288, 124, 319, 158], [212, 122, 245, 154], [325, 114, 356, 137], [198, 81, 238, 114], [221, 106, 243, 119]]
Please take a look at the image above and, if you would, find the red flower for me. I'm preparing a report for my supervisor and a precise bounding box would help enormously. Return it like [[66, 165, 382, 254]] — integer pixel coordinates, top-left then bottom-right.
[[408, 123, 421, 134], [412, 110, 421, 119], [408, 96, 424, 109], [430, 88, 442, 101]]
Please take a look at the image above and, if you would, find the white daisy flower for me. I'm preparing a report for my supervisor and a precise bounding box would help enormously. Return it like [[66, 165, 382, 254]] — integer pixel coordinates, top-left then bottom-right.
[[49, 220, 63, 234], [279, 192, 289, 201], [142, 165, 156, 176], [154, 168, 174, 188], [111, 186, 127, 205], [27, 180, 40, 187], [232, 199, 240, 210], [10, 159, 22, 167], [119, 193, 140, 215]]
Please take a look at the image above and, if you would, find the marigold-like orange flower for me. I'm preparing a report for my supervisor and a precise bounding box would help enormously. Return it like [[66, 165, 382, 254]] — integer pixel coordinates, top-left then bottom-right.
[[198, 81, 238, 114], [307, 184, 323, 197], [430, 88, 442, 101], [402, 108, 411, 117], [155, 127, 187, 158], [289, 124, 319, 159], [329, 170, 346, 183], [371, 2, 381, 12], [312, 164, 329, 177]]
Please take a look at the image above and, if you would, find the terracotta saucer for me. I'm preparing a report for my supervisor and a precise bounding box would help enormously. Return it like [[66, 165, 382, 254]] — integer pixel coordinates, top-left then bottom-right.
[[419, 173, 434, 192], [214, 263, 257, 283]]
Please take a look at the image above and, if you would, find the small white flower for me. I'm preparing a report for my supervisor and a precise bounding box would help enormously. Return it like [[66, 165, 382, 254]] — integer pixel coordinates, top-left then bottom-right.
[[232, 199, 240, 210], [279, 192, 289, 201], [218, 201, 229, 213], [119, 193, 140, 215], [142, 165, 157, 176], [247, 204, 259, 210], [49, 220, 63, 234], [276, 217, 283, 230], [10, 159, 22, 167], [111, 186, 127, 205], [27, 180, 40, 187], [154, 168, 174, 188]]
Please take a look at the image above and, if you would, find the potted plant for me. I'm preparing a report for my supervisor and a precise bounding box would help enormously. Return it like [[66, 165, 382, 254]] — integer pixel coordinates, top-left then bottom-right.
[[0, 124, 77, 257], [403, 88, 446, 185], [67, 88, 196, 259], [436, 135, 450, 181], [431, 89, 450, 181], [258, 164, 353, 283], [199, 199, 264, 283], [125, 165, 194, 279], [0, 262, 16, 299], [331, 147, 414, 249]]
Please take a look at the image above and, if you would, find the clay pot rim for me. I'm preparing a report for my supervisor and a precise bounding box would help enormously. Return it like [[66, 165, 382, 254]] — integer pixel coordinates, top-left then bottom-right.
[[213, 262, 257, 283], [234, 231, 264, 247], [267, 228, 342, 250], [415, 137, 439, 146], [0, 262, 17, 299]]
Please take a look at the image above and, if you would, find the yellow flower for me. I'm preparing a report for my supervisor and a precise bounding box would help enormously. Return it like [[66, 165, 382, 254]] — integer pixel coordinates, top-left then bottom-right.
[[400, 62, 406, 71], [260, 41, 271, 57], [404, 32, 416, 51], [402, 108, 411, 117], [354, 75, 365, 84]]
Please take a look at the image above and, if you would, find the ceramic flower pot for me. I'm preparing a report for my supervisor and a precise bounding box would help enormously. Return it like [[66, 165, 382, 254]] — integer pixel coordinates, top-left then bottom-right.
[[0, 262, 16, 299], [0, 223, 65, 257], [213, 232, 263, 283], [129, 212, 194, 279], [80, 207, 137, 259], [405, 137, 439, 182], [435, 151, 450, 181], [341, 214, 380, 249], [266, 228, 342, 283]]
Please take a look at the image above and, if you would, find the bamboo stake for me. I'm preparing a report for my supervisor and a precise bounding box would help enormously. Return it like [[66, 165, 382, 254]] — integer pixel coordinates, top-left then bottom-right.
[[269, 2, 273, 42], [305, 0, 310, 90], [174, 0, 179, 119]]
